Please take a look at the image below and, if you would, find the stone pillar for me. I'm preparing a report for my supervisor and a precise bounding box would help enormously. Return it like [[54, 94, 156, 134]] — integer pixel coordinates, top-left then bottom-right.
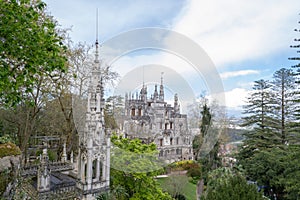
[[96, 157, 100, 181], [37, 148, 50, 192], [101, 156, 106, 181], [86, 150, 92, 189], [70, 151, 74, 163], [61, 142, 67, 162], [77, 149, 81, 179], [80, 156, 85, 182], [105, 129, 111, 186]]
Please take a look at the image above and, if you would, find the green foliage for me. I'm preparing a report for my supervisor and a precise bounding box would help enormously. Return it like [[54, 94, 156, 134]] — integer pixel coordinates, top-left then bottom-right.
[[200, 104, 212, 137], [0, 142, 21, 158], [36, 149, 57, 161], [105, 95, 124, 130], [0, 169, 13, 196], [163, 175, 189, 199], [238, 68, 300, 199], [0, 0, 67, 106], [187, 168, 202, 179], [110, 135, 173, 200], [0, 134, 13, 144], [202, 168, 265, 200], [157, 176, 197, 200], [200, 140, 221, 183]]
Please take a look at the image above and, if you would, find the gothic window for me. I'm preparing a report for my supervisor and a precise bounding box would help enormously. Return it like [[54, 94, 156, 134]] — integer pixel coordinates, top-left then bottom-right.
[[92, 160, 97, 179], [176, 137, 179, 145], [138, 108, 142, 116], [159, 150, 163, 157], [131, 108, 135, 116], [160, 139, 163, 146], [160, 122, 162, 129], [170, 122, 173, 129], [165, 123, 168, 130], [170, 138, 173, 145]]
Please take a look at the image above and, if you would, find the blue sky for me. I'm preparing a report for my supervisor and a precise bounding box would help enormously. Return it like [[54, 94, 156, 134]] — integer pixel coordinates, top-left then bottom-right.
[[44, 0, 300, 116]]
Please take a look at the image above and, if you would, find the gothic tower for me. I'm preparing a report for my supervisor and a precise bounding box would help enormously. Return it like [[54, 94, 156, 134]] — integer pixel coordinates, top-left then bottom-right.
[[77, 39, 111, 200]]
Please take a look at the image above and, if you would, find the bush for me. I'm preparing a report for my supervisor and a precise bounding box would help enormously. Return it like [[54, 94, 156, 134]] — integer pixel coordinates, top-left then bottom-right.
[[169, 160, 200, 171], [0, 142, 21, 158], [187, 167, 202, 178], [0, 135, 12, 144], [202, 170, 265, 200]]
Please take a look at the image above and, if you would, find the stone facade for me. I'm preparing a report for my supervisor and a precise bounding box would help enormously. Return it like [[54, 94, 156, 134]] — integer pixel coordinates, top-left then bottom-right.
[[25, 40, 111, 200], [76, 40, 111, 200], [123, 78, 193, 163]]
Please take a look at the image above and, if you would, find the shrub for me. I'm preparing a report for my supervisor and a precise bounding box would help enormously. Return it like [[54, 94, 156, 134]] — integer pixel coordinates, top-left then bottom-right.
[[0, 135, 12, 144], [0, 142, 21, 158], [187, 167, 202, 178]]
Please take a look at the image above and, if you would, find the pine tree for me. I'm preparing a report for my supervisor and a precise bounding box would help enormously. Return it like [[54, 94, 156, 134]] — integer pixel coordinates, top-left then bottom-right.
[[289, 14, 300, 144], [271, 68, 296, 144], [241, 79, 280, 152], [201, 168, 265, 200]]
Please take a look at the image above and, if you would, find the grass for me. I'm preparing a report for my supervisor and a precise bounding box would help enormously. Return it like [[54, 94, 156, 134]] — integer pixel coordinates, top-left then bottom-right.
[[156, 175, 197, 200]]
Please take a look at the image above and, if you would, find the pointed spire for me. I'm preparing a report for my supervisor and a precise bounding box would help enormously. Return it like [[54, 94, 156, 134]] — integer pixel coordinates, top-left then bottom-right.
[[94, 8, 100, 69], [140, 83, 147, 102], [154, 84, 158, 100], [174, 93, 179, 113], [159, 72, 164, 101]]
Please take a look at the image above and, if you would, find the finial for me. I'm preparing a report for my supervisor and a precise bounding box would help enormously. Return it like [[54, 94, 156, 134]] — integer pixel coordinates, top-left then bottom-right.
[[94, 8, 100, 65]]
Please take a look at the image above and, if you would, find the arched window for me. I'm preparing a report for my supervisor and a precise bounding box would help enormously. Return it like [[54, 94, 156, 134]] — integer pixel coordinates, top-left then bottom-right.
[[160, 139, 163, 146]]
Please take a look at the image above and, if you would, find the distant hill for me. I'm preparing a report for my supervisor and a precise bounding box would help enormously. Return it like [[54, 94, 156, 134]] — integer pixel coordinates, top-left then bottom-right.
[[225, 128, 246, 143]]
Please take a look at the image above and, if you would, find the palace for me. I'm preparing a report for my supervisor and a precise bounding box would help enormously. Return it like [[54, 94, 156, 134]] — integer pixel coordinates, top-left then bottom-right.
[[123, 76, 194, 163]]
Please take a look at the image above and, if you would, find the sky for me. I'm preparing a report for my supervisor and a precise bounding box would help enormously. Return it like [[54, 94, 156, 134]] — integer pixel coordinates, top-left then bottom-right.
[[44, 0, 300, 117]]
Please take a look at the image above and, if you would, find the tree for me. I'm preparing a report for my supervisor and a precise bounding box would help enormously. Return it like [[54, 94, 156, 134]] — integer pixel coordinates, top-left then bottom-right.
[[289, 14, 300, 144], [0, 76, 54, 158], [164, 175, 189, 199], [200, 104, 212, 137], [0, 0, 67, 106], [201, 168, 265, 200], [193, 103, 212, 160], [105, 95, 124, 130], [271, 68, 296, 144], [110, 135, 172, 200], [240, 80, 280, 159], [238, 76, 300, 199]]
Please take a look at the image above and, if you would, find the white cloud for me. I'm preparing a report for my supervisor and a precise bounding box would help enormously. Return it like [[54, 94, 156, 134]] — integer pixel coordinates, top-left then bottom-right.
[[172, 0, 300, 67], [220, 70, 259, 79], [207, 87, 248, 109], [225, 88, 248, 109]]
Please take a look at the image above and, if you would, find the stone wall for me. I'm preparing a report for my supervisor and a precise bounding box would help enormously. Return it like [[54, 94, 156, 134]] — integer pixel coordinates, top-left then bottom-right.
[[0, 155, 21, 199]]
